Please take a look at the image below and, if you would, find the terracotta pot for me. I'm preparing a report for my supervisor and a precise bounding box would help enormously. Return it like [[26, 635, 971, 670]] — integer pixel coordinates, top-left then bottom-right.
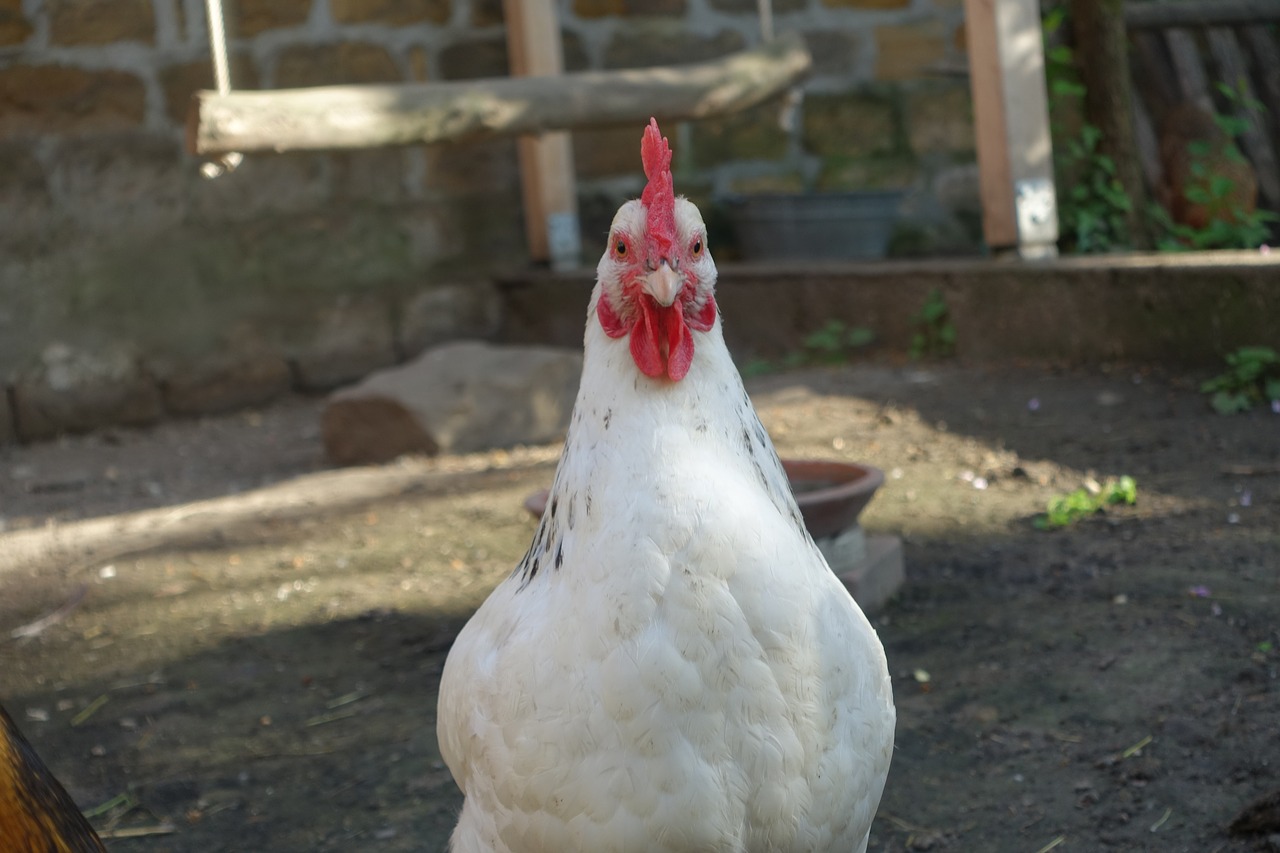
[[523, 459, 884, 540]]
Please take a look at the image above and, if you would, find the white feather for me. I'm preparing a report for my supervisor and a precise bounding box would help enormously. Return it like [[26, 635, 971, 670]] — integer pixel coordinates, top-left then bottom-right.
[[438, 198, 895, 853]]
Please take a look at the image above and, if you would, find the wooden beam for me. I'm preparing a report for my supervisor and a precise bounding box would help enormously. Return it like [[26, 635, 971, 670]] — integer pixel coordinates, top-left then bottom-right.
[[186, 33, 812, 156], [504, 0, 580, 268], [963, 0, 1059, 256], [1124, 0, 1280, 30], [964, 0, 1016, 249]]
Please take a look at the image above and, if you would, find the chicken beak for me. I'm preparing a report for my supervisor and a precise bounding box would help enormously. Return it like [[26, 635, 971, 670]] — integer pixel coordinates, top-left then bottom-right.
[[642, 262, 681, 307]]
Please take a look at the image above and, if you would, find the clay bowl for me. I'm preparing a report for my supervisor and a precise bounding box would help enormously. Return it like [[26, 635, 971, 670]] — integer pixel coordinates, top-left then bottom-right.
[[524, 459, 884, 540]]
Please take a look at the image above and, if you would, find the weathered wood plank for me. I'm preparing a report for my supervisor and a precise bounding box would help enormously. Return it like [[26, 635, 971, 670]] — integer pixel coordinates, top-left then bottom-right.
[[503, 0, 580, 268], [1206, 26, 1280, 208], [187, 33, 812, 156], [963, 0, 1017, 249], [1125, 0, 1280, 30]]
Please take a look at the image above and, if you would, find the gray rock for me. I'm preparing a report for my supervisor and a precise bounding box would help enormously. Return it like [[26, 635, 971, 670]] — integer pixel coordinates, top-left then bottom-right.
[[322, 341, 582, 465], [12, 342, 162, 440]]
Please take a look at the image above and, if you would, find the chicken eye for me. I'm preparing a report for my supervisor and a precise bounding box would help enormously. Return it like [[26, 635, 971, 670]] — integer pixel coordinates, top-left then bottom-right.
[[691, 237, 704, 257], [614, 239, 628, 257]]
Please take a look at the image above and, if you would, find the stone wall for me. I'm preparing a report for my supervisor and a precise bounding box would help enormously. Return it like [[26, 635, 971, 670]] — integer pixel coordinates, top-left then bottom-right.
[[0, 0, 977, 443]]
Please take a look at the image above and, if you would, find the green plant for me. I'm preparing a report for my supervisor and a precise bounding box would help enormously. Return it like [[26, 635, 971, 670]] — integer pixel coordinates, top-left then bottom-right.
[[909, 289, 955, 359], [1200, 346, 1280, 414], [1034, 476, 1138, 530], [1043, 7, 1132, 254], [1152, 81, 1278, 250], [740, 320, 875, 377]]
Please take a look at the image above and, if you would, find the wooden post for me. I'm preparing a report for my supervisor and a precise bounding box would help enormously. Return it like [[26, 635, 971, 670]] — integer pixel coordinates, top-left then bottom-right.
[[503, 0, 581, 270], [963, 0, 1059, 258]]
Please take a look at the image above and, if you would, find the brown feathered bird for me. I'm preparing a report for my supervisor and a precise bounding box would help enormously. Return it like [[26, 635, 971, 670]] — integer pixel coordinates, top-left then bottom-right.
[[1, 703, 105, 852]]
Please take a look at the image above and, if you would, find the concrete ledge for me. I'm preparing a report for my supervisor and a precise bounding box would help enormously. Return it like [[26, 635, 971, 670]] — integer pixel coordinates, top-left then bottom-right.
[[496, 250, 1280, 367]]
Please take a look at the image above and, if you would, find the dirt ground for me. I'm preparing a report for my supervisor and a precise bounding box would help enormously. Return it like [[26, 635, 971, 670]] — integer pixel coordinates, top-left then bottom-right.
[[1, 360, 1277, 852]]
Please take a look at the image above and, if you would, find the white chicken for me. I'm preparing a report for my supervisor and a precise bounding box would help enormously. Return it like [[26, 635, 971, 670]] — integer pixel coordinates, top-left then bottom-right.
[[437, 118, 895, 853]]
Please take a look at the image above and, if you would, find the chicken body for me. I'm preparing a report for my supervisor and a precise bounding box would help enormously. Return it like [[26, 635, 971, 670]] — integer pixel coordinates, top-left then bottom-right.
[[1, 704, 105, 852], [437, 121, 894, 852]]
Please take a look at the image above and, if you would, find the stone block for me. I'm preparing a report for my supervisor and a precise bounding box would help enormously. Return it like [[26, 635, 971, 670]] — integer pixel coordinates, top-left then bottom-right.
[[574, 0, 686, 17], [816, 153, 920, 191], [160, 56, 258, 125], [875, 20, 949, 81], [0, 141, 54, 253], [905, 83, 974, 154], [274, 42, 402, 88], [802, 92, 900, 159], [690, 98, 790, 168], [0, 66, 146, 137], [830, 533, 905, 615], [574, 126, 647, 179], [397, 282, 502, 358], [802, 30, 864, 77], [321, 341, 582, 464], [604, 27, 743, 70], [288, 298, 398, 392], [424, 138, 520, 194], [156, 346, 293, 416], [0, 0, 32, 45], [47, 133, 186, 236], [11, 343, 163, 440], [708, 0, 802, 10], [438, 37, 510, 80], [236, 0, 310, 36], [188, 153, 330, 222], [331, 149, 412, 205], [331, 0, 450, 25], [50, 0, 154, 45]]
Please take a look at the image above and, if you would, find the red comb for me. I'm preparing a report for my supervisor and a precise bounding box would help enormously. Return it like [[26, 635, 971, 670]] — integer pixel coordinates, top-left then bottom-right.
[[641, 118, 676, 260]]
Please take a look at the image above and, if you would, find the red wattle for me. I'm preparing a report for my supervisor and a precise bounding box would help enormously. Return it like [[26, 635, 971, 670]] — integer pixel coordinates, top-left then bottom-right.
[[664, 305, 693, 381], [630, 296, 666, 378], [596, 293, 628, 338]]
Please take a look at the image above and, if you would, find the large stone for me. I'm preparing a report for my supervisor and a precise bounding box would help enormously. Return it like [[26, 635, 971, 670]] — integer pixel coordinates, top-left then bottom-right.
[[274, 42, 402, 87], [690, 98, 790, 168], [438, 37, 510, 80], [331, 0, 450, 25], [802, 29, 864, 76], [573, 0, 686, 17], [50, 0, 154, 45], [905, 83, 974, 154], [0, 141, 54, 254], [802, 92, 900, 159], [322, 341, 582, 464], [156, 342, 293, 417], [0, 66, 146, 137], [11, 343, 163, 440], [874, 20, 950, 81], [236, 0, 310, 36], [0, 0, 32, 45], [603, 26, 743, 70], [46, 133, 186, 236]]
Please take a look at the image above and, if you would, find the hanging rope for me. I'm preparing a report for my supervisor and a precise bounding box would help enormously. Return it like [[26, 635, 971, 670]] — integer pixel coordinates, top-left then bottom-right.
[[757, 0, 774, 41], [201, 0, 242, 177]]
